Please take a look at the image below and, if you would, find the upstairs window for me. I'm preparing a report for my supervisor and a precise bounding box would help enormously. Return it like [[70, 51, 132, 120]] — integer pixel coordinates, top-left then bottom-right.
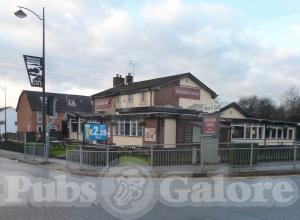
[[115, 96, 121, 107], [128, 94, 134, 103], [140, 92, 148, 105], [37, 111, 43, 123], [39, 96, 48, 104], [68, 99, 76, 107]]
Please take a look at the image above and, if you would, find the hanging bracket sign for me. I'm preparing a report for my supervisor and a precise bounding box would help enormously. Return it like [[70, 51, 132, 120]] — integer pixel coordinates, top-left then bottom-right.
[[23, 55, 44, 87]]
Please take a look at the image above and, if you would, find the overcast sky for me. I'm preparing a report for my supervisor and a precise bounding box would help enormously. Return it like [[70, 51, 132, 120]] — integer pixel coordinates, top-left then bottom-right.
[[1, 0, 300, 108]]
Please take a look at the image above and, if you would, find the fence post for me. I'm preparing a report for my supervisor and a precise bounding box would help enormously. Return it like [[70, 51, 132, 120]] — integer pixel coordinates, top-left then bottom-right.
[[106, 145, 109, 168], [24, 133, 27, 160], [80, 145, 83, 170], [293, 141, 297, 169], [65, 144, 68, 168], [192, 147, 196, 165], [250, 143, 254, 167], [200, 141, 204, 171], [150, 145, 153, 167], [33, 144, 36, 161]]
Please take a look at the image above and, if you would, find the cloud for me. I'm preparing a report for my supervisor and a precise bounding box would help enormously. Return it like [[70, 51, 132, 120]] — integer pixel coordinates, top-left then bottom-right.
[[0, 0, 299, 108]]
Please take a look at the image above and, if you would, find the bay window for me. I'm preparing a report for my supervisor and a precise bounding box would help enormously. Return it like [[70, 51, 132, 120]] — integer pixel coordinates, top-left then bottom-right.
[[114, 120, 143, 137]]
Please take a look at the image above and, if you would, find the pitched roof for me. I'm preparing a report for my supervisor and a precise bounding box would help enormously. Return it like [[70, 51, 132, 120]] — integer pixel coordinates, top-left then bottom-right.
[[16, 90, 92, 113], [220, 102, 249, 117], [92, 72, 217, 98]]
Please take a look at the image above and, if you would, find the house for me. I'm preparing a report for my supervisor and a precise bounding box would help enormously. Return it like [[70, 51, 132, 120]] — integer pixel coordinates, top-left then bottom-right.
[[68, 72, 218, 146], [16, 90, 92, 137], [66, 73, 297, 147], [0, 107, 17, 139], [219, 102, 297, 145]]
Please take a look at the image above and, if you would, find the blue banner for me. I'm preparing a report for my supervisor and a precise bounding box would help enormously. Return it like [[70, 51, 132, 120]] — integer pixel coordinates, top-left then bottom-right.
[[84, 123, 108, 141]]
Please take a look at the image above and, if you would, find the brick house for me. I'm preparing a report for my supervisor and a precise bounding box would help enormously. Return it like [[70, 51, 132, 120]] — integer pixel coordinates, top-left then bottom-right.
[[16, 90, 92, 137], [68, 72, 218, 146]]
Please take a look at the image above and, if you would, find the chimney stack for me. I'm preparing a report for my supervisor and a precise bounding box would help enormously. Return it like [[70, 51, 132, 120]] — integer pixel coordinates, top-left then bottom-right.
[[125, 73, 133, 84], [113, 74, 125, 87]]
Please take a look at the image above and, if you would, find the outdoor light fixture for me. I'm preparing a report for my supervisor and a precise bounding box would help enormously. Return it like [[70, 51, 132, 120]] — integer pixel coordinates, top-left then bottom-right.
[[14, 5, 47, 161], [14, 9, 27, 18]]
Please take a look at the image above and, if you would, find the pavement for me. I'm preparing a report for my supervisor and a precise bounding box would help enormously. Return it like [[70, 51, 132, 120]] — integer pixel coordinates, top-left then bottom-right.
[[1, 151, 300, 220], [1, 149, 300, 178]]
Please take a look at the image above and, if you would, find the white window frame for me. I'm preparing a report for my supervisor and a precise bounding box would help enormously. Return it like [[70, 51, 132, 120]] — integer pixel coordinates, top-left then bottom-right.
[[36, 125, 43, 133], [113, 120, 142, 137], [128, 94, 134, 103], [37, 111, 43, 123]]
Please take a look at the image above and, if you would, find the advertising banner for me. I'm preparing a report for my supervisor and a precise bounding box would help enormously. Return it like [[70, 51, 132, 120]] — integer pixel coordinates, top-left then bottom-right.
[[174, 86, 200, 99], [95, 98, 111, 110], [203, 115, 218, 135], [23, 55, 43, 87], [144, 128, 157, 142], [84, 124, 108, 141]]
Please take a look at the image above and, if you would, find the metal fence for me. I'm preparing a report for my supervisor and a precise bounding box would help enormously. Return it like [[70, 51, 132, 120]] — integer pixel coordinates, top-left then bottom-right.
[[24, 144, 45, 162], [65, 142, 300, 170]]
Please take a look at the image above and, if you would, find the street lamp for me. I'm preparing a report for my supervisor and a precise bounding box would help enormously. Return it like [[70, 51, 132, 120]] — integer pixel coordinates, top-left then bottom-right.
[[15, 6, 47, 161], [0, 87, 6, 142]]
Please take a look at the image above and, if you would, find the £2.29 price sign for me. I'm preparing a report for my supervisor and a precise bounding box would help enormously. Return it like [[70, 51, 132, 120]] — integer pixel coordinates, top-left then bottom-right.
[[84, 124, 108, 141]]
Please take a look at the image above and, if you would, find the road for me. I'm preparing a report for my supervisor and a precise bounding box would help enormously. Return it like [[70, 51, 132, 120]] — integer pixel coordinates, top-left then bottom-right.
[[0, 156, 300, 220]]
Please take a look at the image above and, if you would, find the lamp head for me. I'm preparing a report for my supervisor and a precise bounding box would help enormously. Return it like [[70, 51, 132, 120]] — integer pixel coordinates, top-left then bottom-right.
[[14, 9, 27, 18]]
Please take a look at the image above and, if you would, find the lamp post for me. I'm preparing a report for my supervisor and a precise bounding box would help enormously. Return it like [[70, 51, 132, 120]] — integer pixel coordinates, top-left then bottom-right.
[[0, 87, 6, 142], [15, 6, 47, 161]]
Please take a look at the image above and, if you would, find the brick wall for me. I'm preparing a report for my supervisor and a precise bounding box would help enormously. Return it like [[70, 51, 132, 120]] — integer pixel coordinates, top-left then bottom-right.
[[17, 93, 34, 132], [17, 92, 66, 133]]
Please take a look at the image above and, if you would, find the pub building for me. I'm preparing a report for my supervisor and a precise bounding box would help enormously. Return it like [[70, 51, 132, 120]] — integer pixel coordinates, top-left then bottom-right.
[[66, 73, 298, 147]]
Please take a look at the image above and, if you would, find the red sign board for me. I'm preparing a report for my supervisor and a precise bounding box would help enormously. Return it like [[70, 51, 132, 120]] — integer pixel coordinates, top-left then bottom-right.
[[174, 86, 200, 99], [203, 115, 218, 135], [95, 98, 111, 109]]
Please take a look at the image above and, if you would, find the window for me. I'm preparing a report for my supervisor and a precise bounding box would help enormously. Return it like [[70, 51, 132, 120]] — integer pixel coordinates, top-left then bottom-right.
[[37, 111, 43, 123], [288, 128, 294, 140], [39, 96, 48, 104], [265, 127, 271, 139], [131, 122, 137, 136], [128, 94, 134, 103], [283, 127, 288, 139], [72, 123, 78, 132], [245, 124, 251, 139], [50, 126, 57, 132], [277, 128, 283, 139], [232, 125, 244, 139], [271, 128, 276, 139], [258, 126, 263, 139], [114, 120, 143, 137], [125, 121, 130, 135], [37, 126, 43, 133], [140, 92, 148, 105], [115, 96, 121, 107], [251, 126, 258, 139], [120, 121, 125, 135], [68, 99, 76, 107], [138, 123, 143, 136]]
